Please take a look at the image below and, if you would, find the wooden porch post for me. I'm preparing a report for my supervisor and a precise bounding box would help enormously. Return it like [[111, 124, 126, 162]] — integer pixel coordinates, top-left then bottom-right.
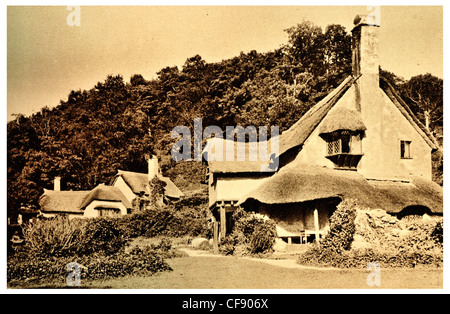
[[220, 205, 226, 239], [314, 208, 320, 244], [212, 216, 219, 253]]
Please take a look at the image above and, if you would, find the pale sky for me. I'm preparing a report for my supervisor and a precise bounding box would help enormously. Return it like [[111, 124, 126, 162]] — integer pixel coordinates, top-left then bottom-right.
[[6, 5, 444, 121]]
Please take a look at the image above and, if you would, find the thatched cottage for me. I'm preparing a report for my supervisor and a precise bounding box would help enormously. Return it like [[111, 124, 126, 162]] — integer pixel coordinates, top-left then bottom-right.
[[111, 155, 184, 206], [39, 156, 183, 218], [203, 15, 443, 246], [39, 179, 132, 219]]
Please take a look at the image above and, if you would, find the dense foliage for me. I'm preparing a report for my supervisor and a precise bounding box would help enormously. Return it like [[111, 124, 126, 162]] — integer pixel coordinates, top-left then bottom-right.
[[118, 206, 211, 239], [7, 21, 443, 221], [297, 202, 443, 269], [319, 199, 357, 253], [22, 216, 126, 258], [8, 241, 172, 283], [8, 196, 210, 284], [219, 208, 277, 256]]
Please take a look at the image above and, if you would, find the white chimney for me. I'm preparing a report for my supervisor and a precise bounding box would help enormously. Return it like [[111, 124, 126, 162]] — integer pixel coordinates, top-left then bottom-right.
[[148, 155, 159, 180], [351, 14, 380, 78], [351, 14, 381, 114], [54, 176, 61, 191]]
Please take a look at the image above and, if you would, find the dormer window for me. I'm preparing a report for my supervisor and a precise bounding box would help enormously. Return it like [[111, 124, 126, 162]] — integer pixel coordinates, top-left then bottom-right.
[[318, 107, 366, 170], [323, 130, 363, 169], [327, 130, 353, 155]]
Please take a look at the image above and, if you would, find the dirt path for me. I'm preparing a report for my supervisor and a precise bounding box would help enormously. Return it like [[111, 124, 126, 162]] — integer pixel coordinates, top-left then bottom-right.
[[179, 248, 337, 271], [84, 249, 443, 289]]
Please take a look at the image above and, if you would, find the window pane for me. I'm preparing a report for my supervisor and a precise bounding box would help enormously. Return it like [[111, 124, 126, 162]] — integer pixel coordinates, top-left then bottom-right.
[[327, 141, 334, 155], [341, 135, 351, 153], [333, 140, 340, 154], [400, 141, 411, 158], [351, 134, 361, 154]]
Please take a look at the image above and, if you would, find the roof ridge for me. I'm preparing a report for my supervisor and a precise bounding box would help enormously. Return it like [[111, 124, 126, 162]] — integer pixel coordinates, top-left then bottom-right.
[[80, 184, 132, 209], [276, 75, 356, 156]]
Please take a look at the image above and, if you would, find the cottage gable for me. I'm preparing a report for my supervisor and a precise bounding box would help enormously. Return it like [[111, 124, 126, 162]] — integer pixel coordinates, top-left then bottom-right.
[[112, 156, 184, 203], [282, 16, 438, 181], [205, 14, 443, 247]]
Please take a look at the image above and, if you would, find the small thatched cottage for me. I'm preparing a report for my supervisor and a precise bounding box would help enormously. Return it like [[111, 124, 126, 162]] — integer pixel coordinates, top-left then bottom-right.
[[39, 156, 183, 218], [203, 14, 443, 246], [111, 155, 184, 206], [39, 179, 132, 219]]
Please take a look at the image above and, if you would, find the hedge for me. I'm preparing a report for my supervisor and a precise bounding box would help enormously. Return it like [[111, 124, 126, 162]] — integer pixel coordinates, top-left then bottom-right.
[[8, 238, 176, 283], [22, 216, 126, 258], [8, 249, 171, 283]]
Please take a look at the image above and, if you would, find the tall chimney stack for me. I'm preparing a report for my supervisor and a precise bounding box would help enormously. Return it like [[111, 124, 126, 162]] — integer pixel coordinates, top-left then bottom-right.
[[148, 155, 159, 180], [351, 14, 381, 113], [351, 14, 380, 78], [54, 176, 61, 191]]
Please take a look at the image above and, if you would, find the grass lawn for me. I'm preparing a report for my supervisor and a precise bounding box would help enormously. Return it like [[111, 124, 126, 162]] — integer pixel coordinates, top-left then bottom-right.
[[8, 246, 442, 290], [76, 252, 442, 290]]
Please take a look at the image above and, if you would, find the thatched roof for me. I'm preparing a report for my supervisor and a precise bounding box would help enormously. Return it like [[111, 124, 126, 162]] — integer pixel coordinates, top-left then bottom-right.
[[158, 176, 184, 199], [204, 74, 439, 173], [116, 170, 149, 194], [238, 164, 442, 214], [203, 138, 275, 174], [79, 184, 132, 209], [273, 76, 356, 157], [115, 169, 184, 199], [39, 184, 132, 214], [39, 190, 91, 214], [270, 74, 439, 157], [318, 107, 366, 136], [367, 178, 443, 214]]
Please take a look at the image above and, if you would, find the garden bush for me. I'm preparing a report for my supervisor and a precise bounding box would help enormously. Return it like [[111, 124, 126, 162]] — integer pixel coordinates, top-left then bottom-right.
[[119, 208, 180, 238], [22, 217, 85, 258], [250, 221, 277, 254], [297, 200, 443, 269], [21, 216, 126, 258], [219, 208, 276, 256], [7, 248, 172, 283], [119, 206, 211, 239], [77, 217, 126, 256], [320, 199, 357, 253], [298, 245, 443, 269], [431, 221, 443, 244]]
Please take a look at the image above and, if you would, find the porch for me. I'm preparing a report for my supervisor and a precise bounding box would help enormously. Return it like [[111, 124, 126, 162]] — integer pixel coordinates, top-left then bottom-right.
[[210, 197, 338, 251]]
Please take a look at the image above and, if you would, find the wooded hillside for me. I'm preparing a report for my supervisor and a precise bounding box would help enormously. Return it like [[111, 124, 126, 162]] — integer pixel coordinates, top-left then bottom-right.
[[7, 21, 443, 220]]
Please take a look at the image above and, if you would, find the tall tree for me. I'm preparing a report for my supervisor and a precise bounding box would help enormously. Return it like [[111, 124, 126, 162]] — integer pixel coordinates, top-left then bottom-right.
[[402, 74, 443, 132]]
